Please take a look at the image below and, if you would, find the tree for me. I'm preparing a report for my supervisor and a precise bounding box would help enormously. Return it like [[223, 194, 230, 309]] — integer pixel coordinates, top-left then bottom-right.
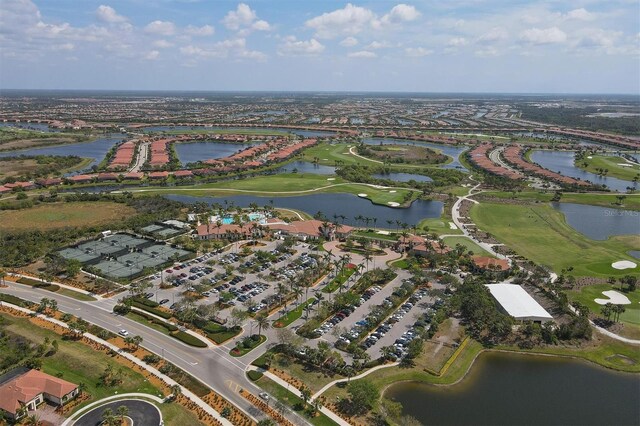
[[101, 408, 118, 426], [347, 380, 379, 413], [255, 313, 270, 337], [117, 405, 129, 422], [65, 259, 83, 278], [300, 385, 312, 408], [600, 303, 614, 321], [170, 384, 182, 400]]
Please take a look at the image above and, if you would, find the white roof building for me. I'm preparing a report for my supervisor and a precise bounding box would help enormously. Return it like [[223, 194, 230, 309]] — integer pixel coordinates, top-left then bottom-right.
[[486, 284, 553, 322]]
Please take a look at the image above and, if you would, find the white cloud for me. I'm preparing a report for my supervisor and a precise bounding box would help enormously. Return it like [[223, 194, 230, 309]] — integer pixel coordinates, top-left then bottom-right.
[[565, 8, 595, 21], [520, 27, 567, 45], [144, 50, 160, 60], [145, 20, 176, 36], [348, 50, 376, 58], [278, 36, 325, 56], [478, 27, 508, 43], [447, 37, 468, 47], [152, 39, 174, 49], [339, 36, 358, 47], [306, 3, 376, 38], [379, 4, 421, 26], [222, 3, 270, 33], [475, 47, 499, 57], [405, 47, 432, 57], [180, 38, 266, 61], [96, 5, 127, 24], [185, 24, 214, 37], [52, 43, 74, 51], [366, 41, 391, 49]]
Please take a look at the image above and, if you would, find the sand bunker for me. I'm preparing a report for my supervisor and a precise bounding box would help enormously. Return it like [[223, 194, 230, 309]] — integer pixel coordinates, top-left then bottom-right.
[[387, 202, 400, 207], [357, 193, 368, 197], [389, 190, 396, 193], [326, 178, 335, 181], [612, 260, 637, 270], [449, 222, 457, 229], [595, 290, 632, 305]]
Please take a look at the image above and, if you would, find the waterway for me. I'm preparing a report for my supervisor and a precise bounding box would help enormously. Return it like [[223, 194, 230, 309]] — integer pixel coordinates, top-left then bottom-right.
[[361, 138, 469, 171], [164, 193, 443, 225], [530, 150, 637, 192], [372, 172, 433, 183], [274, 161, 336, 175], [174, 141, 254, 165], [386, 351, 640, 426], [140, 126, 335, 138], [552, 203, 640, 240], [0, 134, 125, 171]]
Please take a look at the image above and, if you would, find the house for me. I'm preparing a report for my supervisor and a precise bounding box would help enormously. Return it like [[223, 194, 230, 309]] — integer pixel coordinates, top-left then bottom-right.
[[267, 219, 353, 241], [472, 255, 510, 272], [0, 369, 79, 421], [196, 222, 263, 240]]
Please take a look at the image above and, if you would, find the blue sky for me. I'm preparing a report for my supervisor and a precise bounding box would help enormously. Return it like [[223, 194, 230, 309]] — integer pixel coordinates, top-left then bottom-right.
[[1, 0, 638, 93]]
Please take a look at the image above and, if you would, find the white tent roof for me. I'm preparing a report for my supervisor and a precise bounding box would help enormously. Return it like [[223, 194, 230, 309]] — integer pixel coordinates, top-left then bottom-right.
[[486, 284, 553, 321]]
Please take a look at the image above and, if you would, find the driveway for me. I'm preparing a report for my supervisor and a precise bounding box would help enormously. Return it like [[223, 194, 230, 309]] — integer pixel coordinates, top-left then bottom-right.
[[74, 399, 161, 426]]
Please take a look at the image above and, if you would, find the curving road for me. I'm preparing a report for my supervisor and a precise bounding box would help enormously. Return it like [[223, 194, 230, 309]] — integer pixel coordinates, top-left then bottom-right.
[[74, 399, 161, 426]]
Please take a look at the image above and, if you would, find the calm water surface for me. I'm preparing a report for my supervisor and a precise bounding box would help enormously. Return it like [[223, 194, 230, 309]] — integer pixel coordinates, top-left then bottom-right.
[[174, 141, 254, 164], [531, 150, 637, 192], [165, 193, 443, 225], [274, 161, 336, 175], [372, 172, 432, 183], [386, 352, 640, 426], [552, 202, 640, 240]]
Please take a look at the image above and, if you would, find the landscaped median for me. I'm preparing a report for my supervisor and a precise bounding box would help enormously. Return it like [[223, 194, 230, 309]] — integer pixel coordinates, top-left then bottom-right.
[[13, 276, 97, 301], [323, 266, 356, 293], [230, 334, 267, 357], [273, 298, 316, 328], [124, 307, 208, 348]]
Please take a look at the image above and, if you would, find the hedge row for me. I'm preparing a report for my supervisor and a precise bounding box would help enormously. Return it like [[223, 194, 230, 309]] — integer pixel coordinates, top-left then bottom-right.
[[17, 277, 60, 292], [130, 310, 178, 332], [171, 330, 208, 348], [131, 301, 172, 319], [247, 370, 263, 381]]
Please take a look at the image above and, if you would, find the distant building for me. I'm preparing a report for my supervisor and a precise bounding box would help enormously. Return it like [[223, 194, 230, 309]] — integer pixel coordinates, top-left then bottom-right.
[[472, 255, 510, 272], [485, 284, 553, 323], [0, 369, 79, 421]]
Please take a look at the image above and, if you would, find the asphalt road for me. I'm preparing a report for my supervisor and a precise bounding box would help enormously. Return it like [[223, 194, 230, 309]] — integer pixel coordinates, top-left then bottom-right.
[[74, 399, 161, 426], [1, 283, 309, 425]]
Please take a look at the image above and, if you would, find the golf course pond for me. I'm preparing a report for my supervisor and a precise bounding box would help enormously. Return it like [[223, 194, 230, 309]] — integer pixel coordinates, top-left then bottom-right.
[[165, 193, 443, 226], [385, 351, 640, 426], [552, 203, 640, 240]]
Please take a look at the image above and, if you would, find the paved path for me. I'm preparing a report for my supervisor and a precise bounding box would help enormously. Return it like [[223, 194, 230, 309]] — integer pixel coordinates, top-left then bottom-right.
[[73, 399, 161, 426], [62, 393, 164, 426]]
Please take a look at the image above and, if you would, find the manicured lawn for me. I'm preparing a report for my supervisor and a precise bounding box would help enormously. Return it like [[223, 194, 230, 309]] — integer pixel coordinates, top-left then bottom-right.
[[230, 334, 266, 356], [273, 298, 316, 327], [576, 155, 640, 181], [470, 203, 640, 277], [418, 217, 463, 235], [255, 376, 337, 426], [479, 191, 640, 211], [0, 313, 161, 410], [567, 283, 640, 326], [56, 288, 97, 301], [0, 201, 136, 231], [301, 142, 372, 166], [443, 236, 494, 256], [323, 268, 355, 293]]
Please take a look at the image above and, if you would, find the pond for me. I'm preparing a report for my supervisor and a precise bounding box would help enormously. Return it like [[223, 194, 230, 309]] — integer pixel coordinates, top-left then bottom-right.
[[274, 161, 336, 175], [0, 134, 125, 171], [361, 138, 468, 171], [530, 150, 637, 192], [140, 126, 335, 138], [386, 351, 640, 426], [552, 203, 640, 240], [372, 172, 433, 183], [173, 141, 254, 165], [164, 193, 443, 226]]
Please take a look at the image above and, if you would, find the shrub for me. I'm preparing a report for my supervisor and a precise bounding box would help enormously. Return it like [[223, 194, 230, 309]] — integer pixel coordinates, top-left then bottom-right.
[[172, 331, 207, 348], [247, 370, 263, 381], [113, 304, 131, 315], [143, 354, 162, 364]]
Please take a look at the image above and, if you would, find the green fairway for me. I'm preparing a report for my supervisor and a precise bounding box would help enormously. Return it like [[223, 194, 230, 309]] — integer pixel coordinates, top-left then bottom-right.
[[576, 154, 640, 181], [470, 202, 640, 277], [127, 173, 419, 207], [478, 191, 640, 211], [567, 284, 640, 326], [301, 142, 375, 166], [418, 217, 463, 235], [443, 236, 494, 256]]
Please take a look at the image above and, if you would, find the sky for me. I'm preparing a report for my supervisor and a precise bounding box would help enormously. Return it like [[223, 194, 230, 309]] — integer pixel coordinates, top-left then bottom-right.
[[0, 0, 638, 93]]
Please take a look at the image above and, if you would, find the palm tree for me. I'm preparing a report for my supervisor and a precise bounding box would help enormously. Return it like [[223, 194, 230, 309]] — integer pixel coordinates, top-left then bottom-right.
[[171, 384, 182, 399], [0, 269, 6, 287], [117, 405, 129, 422], [255, 313, 270, 337]]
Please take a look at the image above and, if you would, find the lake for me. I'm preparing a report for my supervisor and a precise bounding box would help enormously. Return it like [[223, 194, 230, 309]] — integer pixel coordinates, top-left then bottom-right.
[[361, 138, 469, 171], [141, 126, 335, 138], [174, 141, 254, 165], [0, 134, 125, 171], [372, 172, 433, 183], [164, 193, 443, 225], [530, 150, 637, 192], [386, 351, 640, 426], [274, 161, 336, 175], [552, 203, 640, 240]]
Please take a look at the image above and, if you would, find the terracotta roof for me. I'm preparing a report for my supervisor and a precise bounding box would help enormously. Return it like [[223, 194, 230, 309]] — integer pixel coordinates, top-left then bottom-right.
[[472, 256, 509, 271], [0, 370, 77, 415]]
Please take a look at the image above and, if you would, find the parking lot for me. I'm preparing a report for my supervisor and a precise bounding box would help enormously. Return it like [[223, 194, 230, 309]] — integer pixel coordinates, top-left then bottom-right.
[[144, 240, 324, 322]]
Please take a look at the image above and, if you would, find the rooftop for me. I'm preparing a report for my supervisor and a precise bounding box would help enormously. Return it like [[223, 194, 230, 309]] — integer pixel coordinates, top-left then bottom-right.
[[485, 284, 553, 321]]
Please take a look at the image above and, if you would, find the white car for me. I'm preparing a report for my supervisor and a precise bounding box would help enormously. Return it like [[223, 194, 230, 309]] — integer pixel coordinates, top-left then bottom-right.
[[118, 329, 129, 337], [259, 392, 269, 401]]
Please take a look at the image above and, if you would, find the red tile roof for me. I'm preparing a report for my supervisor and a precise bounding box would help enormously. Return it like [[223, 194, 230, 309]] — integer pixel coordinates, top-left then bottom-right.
[[0, 370, 77, 415]]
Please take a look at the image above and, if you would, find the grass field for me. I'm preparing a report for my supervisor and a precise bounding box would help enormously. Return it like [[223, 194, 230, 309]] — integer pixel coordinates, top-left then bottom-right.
[[567, 283, 640, 329], [129, 174, 419, 207], [576, 154, 640, 181], [0, 313, 161, 408], [443, 236, 494, 256], [0, 201, 136, 231], [479, 191, 640, 211], [419, 217, 463, 235], [470, 203, 640, 277]]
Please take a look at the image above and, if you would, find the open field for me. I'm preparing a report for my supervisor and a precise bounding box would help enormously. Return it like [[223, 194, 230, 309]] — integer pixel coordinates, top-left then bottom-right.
[[577, 154, 640, 181], [470, 203, 640, 277], [443, 236, 494, 256], [0, 313, 161, 408], [0, 127, 92, 151], [0, 156, 92, 179], [477, 191, 640, 211], [0, 201, 137, 231], [568, 283, 640, 329], [125, 173, 419, 206]]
